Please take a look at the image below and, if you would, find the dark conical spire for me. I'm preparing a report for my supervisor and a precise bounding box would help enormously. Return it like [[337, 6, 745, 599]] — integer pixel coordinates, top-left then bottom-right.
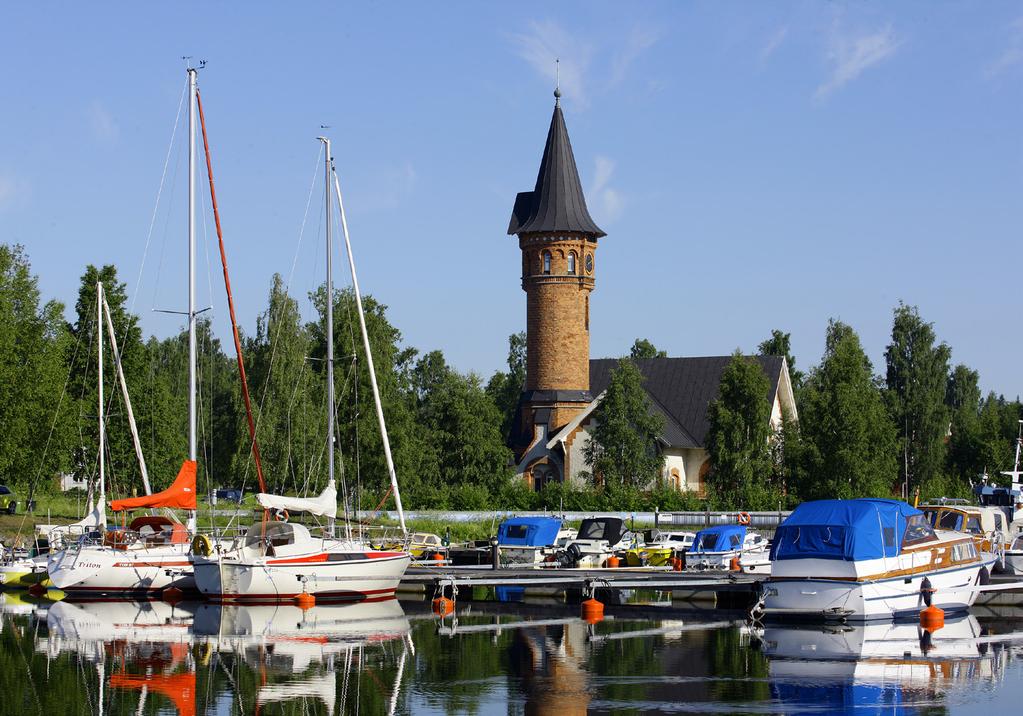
[[507, 101, 606, 238]]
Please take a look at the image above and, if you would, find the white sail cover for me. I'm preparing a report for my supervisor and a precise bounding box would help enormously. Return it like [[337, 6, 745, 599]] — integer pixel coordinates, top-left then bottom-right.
[[256, 483, 337, 519]]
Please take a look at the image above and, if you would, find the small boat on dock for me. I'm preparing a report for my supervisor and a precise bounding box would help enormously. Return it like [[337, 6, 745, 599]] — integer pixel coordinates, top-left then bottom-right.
[[763, 498, 995, 621], [549, 516, 636, 568], [685, 525, 771, 573], [625, 529, 695, 567]]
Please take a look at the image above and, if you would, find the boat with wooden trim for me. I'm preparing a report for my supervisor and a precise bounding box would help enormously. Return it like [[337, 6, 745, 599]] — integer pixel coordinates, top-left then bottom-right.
[[918, 499, 1011, 556], [763, 499, 995, 621]]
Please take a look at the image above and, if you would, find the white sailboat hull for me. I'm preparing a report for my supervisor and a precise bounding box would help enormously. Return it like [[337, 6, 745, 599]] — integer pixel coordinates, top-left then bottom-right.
[[46, 544, 195, 595], [194, 550, 410, 602]]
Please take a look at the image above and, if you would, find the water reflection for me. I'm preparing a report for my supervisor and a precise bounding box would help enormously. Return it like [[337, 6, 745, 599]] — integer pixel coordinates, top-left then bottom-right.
[[0, 592, 1020, 715]]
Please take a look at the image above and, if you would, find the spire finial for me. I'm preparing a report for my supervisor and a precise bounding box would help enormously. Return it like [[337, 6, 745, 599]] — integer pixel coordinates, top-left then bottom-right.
[[554, 58, 561, 104]]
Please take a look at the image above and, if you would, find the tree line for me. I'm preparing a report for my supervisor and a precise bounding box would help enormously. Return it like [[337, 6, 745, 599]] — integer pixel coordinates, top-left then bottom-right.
[[2, 241, 1020, 512]]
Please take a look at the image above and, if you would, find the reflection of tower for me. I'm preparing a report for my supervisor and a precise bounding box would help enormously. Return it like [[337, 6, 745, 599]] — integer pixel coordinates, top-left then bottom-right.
[[508, 621, 591, 715], [508, 88, 605, 483]]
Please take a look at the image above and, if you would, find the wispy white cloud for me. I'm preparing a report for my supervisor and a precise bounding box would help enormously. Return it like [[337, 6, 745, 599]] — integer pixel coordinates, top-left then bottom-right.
[[609, 26, 660, 88], [509, 21, 659, 110], [509, 21, 594, 108], [986, 16, 1023, 78], [0, 171, 30, 212], [88, 100, 119, 142], [349, 162, 416, 213], [816, 23, 900, 100], [588, 156, 624, 224], [760, 26, 788, 65]]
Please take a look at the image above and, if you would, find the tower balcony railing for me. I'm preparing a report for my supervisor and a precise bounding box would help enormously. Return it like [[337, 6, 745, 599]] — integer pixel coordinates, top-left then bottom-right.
[[521, 273, 594, 289]]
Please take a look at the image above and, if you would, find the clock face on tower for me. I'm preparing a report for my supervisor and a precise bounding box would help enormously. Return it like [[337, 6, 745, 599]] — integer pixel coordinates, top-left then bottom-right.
[[585, 254, 593, 274]]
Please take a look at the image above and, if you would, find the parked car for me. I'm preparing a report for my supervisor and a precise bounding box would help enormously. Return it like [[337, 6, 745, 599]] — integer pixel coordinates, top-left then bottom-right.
[[209, 488, 244, 504], [0, 485, 16, 514]]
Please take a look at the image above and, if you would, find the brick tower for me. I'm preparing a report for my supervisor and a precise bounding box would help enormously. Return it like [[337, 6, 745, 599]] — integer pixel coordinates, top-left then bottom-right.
[[507, 88, 606, 480]]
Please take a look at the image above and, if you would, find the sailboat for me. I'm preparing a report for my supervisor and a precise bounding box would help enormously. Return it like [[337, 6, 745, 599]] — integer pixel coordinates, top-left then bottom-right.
[[47, 67, 209, 596], [191, 137, 411, 602], [46, 281, 199, 596]]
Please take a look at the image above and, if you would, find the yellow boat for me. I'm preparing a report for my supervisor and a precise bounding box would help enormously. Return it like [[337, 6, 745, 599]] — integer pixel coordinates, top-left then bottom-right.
[[624, 530, 696, 567]]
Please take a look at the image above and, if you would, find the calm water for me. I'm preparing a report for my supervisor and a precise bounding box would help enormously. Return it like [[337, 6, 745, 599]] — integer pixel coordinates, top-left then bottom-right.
[[0, 591, 1021, 715]]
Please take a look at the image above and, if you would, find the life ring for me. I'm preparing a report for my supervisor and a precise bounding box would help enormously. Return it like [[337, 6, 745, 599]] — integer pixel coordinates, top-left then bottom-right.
[[737, 512, 751, 526], [191, 533, 213, 557]]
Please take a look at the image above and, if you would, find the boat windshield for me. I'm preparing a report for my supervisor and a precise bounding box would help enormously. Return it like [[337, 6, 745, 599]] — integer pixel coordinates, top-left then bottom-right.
[[694, 533, 719, 551], [244, 522, 297, 550], [936, 511, 963, 531], [902, 514, 937, 546]]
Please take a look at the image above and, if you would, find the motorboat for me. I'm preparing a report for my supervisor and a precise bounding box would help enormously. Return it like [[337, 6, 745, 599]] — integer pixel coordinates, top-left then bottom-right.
[[1006, 534, 1023, 575], [974, 421, 1023, 574], [919, 499, 1012, 558], [0, 528, 51, 588], [685, 525, 771, 573], [763, 498, 996, 620], [625, 529, 695, 567], [548, 517, 636, 568], [500, 516, 576, 566]]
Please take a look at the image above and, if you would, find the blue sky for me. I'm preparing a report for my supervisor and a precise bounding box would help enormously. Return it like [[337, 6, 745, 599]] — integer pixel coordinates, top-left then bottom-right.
[[3, 2, 1021, 397]]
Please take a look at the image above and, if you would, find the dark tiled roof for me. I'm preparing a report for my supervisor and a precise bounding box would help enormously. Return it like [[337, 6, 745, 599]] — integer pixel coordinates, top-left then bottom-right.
[[507, 103, 606, 238], [589, 356, 784, 448]]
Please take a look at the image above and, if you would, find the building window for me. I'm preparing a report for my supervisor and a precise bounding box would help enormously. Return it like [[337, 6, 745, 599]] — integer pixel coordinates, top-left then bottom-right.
[[585, 253, 593, 274], [542, 250, 551, 275], [670, 468, 682, 491], [567, 251, 577, 275]]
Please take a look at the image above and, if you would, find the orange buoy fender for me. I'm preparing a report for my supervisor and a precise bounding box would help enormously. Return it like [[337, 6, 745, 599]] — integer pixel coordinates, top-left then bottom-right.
[[920, 604, 945, 631], [606, 555, 620, 569], [295, 592, 316, 609], [432, 596, 454, 616], [729, 557, 741, 572], [581, 597, 604, 623]]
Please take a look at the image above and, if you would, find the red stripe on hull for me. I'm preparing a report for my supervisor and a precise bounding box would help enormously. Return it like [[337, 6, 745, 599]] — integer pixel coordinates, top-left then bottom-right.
[[209, 586, 397, 604]]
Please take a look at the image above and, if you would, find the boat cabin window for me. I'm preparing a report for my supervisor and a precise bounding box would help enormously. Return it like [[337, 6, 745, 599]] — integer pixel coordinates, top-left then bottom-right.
[[965, 517, 982, 534], [995, 514, 1006, 532], [937, 511, 963, 531], [902, 514, 937, 546], [729, 534, 742, 549]]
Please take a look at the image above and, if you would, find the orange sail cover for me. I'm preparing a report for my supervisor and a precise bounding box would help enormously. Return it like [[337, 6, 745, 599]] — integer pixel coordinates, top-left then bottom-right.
[[111, 460, 197, 512]]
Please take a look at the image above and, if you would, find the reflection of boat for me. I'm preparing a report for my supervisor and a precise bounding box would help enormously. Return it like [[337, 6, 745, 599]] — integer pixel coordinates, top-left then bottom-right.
[[43, 599, 196, 651], [110, 672, 195, 716], [685, 525, 770, 573], [760, 615, 1011, 713], [195, 599, 411, 713], [765, 499, 995, 620]]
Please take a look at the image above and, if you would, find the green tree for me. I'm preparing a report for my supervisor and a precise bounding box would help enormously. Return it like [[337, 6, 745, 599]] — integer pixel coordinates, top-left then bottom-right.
[[705, 351, 776, 509], [412, 350, 513, 497], [629, 338, 667, 359], [0, 245, 72, 500], [797, 321, 897, 500], [757, 328, 804, 390], [884, 303, 952, 496], [945, 364, 983, 483], [485, 332, 526, 443], [584, 359, 664, 490]]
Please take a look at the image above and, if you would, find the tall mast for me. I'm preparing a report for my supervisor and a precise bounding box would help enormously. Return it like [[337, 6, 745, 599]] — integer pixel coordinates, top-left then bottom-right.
[[319, 137, 335, 492], [187, 66, 198, 464], [97, 282, 106, 509], [332, 166, 407, 534]]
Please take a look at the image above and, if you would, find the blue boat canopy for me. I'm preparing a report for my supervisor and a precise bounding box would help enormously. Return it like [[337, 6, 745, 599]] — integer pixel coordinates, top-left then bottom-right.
[[770, 499, 923, 562], [497, 516, 563, 547], [691, 525, 747, 553]]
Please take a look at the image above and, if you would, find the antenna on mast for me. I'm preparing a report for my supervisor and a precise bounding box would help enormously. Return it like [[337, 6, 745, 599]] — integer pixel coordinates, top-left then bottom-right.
[[554, 58, 561, 105]]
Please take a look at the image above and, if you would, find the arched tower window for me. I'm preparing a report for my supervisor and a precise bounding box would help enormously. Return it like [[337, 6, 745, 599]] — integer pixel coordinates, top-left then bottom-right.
[[567, 252, 577, 275], [542, 250, 551, 275]]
